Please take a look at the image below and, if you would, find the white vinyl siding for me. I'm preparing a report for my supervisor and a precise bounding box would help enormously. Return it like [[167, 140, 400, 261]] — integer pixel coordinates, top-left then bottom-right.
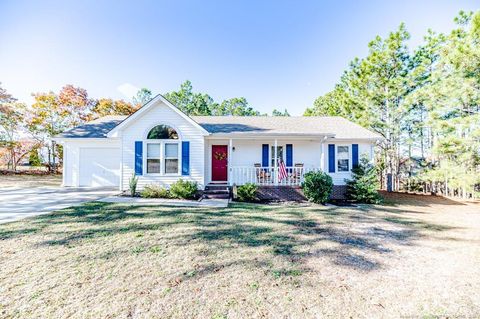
[[60, 111, 376, 189], [120, 101, 205, 190], [204, 139, 323, 184], [204, 139, 374, 185], [323, 141, 373, 185]]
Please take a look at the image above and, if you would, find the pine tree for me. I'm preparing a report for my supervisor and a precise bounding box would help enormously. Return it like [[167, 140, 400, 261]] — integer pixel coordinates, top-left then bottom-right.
[[345, 157, 382, 204], [307, 11, 480, 198], [306, 24, 413, 190]]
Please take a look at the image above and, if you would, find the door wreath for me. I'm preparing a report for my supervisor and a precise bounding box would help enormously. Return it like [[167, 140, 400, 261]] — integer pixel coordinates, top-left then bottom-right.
[[214, 151, 227, 161]]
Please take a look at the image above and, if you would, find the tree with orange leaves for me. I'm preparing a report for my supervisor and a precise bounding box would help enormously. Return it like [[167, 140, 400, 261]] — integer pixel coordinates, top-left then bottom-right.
[[0, 83, 38, 171], [90, 98, 136, 120], [25, 85, 95, 171]]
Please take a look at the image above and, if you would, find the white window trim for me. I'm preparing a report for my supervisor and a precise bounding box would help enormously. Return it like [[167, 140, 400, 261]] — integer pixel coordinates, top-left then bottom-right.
[[164, 142, 181, 176], [145, 141, 161, 175], [144, 140, 182, 176], [270, 144, 285, 167], [336, 144, 351, 173]]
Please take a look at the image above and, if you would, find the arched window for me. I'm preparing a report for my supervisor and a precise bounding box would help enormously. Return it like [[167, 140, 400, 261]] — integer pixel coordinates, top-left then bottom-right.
[[147, 125, 178, 140], [145, 124, 180, 174]]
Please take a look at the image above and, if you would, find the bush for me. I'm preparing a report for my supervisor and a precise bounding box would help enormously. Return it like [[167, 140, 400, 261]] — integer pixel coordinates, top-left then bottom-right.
[[170, 179, 198, 199], [345, 157, 382, 204], [129, 174, 138, 196], [141, 184, 171, 198], [28, 149, 42, 166], [236, 183, 258, 202], [301, 171, 333, 204]]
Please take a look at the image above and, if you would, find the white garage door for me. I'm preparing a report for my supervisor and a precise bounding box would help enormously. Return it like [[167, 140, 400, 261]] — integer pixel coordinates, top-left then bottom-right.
[[79, 148, 120, 187]]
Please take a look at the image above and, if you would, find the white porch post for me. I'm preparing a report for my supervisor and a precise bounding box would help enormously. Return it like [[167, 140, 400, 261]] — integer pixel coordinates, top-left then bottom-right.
[[228, 138, 233, 185], [320, 140, 325, 172], [274, 139, 278, 185], [320, 136, 327, 172]]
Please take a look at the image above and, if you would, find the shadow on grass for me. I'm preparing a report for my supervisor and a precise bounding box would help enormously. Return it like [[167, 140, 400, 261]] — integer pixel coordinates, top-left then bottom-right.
[[0, 200, 459, 274], [0, 227, 40, 240], [316, 248, 380, 271]]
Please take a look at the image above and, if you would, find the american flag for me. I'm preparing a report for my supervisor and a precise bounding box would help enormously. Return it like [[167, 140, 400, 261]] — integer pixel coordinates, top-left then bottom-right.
[[278, 159, 288, 181]]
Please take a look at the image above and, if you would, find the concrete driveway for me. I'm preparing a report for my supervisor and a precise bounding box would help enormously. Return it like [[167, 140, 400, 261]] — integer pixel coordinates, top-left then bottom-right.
[[0, 187, 118, 224]]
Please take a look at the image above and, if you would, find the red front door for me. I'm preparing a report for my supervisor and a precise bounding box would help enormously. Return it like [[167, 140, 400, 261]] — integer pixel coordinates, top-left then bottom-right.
[[212, 145, 228, 182]]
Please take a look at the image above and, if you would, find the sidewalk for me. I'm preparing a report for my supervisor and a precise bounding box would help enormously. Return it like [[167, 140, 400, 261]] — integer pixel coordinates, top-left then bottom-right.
[[97, 196, 229, 208]]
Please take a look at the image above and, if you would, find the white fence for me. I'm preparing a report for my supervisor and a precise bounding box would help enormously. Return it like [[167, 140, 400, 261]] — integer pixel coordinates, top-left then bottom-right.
[[229, 166, 320, 186]]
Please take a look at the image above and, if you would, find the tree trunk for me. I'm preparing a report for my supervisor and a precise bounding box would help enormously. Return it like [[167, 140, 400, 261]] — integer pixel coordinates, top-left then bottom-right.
[[10, 148, 16, 171], [420, 110, 425, 159], [47, 145, 51, 170], [445, 177, 448, 197], [52, 140, 56, 173]]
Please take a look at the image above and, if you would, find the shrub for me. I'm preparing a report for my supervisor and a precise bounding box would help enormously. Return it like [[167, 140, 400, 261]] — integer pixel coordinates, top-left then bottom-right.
[[170, 179, 198, 199], [236, 183, 258, 202], [301, 171, 333, 204], [345, 156, 382, 204], [129, 174, 138, 196], [141, 184, 171, 198], [28, 149, 42, 166]]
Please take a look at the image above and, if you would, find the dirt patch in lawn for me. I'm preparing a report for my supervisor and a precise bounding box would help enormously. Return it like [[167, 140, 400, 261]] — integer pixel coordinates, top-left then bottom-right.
[[0, 194, 479, 318]]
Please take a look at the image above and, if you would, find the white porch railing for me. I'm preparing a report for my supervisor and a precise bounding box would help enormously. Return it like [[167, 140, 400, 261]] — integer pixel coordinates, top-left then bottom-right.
[[229, 166, 320, 186]]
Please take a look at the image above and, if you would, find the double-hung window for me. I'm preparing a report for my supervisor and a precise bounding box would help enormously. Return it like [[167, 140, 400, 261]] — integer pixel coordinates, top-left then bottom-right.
[[147, 143, 161, 174], [337, 146, 350, 172], [145, 124, 180, 175], [164, 143, 179, 174]]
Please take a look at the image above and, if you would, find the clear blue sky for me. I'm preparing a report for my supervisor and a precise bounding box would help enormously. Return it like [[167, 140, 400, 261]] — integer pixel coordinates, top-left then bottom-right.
[[1, 0, 478, 115]]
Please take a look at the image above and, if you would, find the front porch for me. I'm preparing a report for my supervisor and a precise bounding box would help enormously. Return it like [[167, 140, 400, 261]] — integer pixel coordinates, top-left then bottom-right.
[[229, 166, 320, 186], [206, 137, 329, 187]]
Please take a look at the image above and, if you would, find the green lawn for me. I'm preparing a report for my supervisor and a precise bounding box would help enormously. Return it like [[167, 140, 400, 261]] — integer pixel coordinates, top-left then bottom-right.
[[0, 194, 479, 318]]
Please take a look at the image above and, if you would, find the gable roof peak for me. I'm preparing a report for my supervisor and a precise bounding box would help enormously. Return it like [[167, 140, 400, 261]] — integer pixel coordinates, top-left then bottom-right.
[[106, 94, 209, 137]]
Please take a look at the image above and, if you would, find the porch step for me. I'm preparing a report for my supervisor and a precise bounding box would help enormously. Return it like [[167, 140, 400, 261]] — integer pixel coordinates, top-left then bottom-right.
[[205, 184, 230, 191], [204, 189, 229, 194], [203, 184, 231, 199], [203, 193, 230, 199]]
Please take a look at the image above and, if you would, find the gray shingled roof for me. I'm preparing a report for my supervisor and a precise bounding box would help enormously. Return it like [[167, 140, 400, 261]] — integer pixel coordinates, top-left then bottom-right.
[[55, 115, 382, 140], [55, 116, 126, 138], [191, 116, 381, 139]]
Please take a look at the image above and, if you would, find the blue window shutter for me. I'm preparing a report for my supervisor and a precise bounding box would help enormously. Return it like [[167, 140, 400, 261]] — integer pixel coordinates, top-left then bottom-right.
[[182, 141, 190, 175], [328, 144, 335, 173], [286, 144, 293, 167], [135, 141, 143, 175], [352, 144, 359, 169], [262, 144, 269, 167]]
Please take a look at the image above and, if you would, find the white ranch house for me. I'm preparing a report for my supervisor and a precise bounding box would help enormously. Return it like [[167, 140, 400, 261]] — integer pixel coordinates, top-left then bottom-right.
[[54, 95, 381, 198]]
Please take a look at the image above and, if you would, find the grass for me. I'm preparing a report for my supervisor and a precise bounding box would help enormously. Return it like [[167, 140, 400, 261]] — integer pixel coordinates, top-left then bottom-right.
[[0, 194, 479, 318], [0, 173, 62, 188]]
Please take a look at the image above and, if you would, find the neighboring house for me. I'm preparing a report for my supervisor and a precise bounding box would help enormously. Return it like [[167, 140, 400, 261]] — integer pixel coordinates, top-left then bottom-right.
[[54, 95, 382, 198]]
